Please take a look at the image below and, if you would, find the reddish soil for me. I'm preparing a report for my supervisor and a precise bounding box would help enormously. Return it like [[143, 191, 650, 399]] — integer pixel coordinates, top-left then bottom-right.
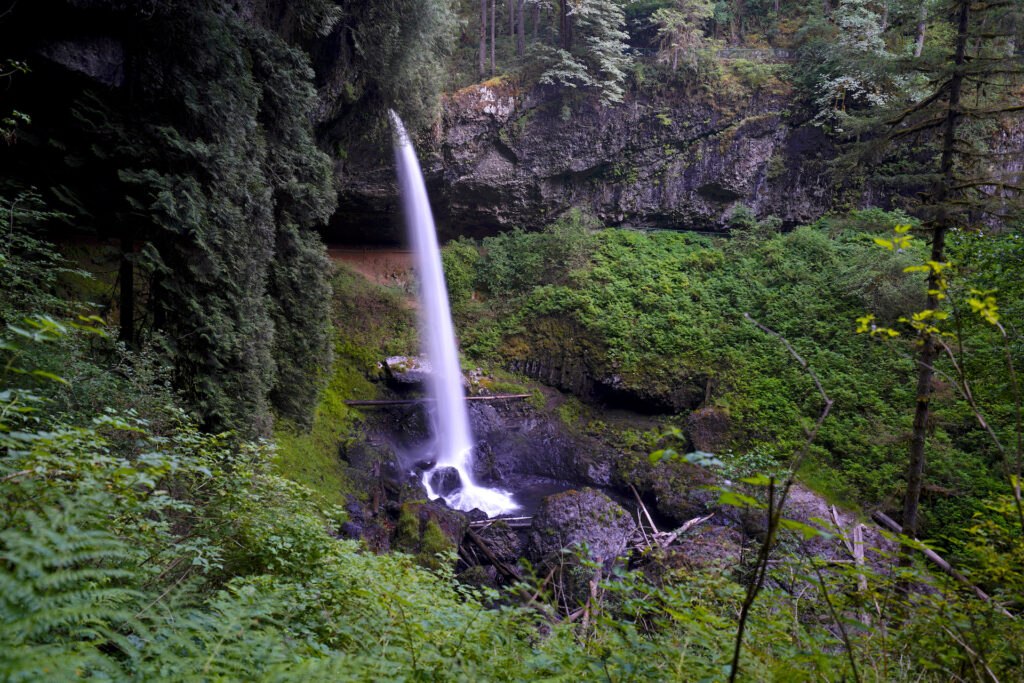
[[327, 246, 415, 292]]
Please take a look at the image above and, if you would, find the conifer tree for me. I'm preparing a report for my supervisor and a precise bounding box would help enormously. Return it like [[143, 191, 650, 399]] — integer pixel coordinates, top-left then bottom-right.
[[537, 0, 631, 104], [858, 0, 1024, 544]]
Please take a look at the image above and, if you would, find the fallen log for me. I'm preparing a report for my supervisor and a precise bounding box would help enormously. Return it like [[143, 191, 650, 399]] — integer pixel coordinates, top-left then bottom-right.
[[872, 511, 1013, 618], [469, 516, 533, 529], [659, 513, 715, 546], [344, 394, 531, 406], [465, 527, 519, 580]]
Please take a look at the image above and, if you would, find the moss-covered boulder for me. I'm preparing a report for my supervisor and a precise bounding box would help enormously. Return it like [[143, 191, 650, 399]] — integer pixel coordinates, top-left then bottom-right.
[[527, 488, 635, 568], [477, 521, 525, 564], [614, 453, 719, 526], [391, 499, 468, 569], [686, 407, 731, 454]]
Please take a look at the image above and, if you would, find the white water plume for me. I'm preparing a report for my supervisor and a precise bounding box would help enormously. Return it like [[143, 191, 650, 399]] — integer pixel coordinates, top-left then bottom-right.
[[389, 110, 518, 517]]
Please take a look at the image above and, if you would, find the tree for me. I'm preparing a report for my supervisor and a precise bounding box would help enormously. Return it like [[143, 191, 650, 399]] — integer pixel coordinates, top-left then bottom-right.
[[480, 0, 488, 76], [912, 1, 927, 57], [651, 0, 714, 71], [537, 0, 631, 104], [517, 0, 526, 57], [859, 0, 1024, 547]]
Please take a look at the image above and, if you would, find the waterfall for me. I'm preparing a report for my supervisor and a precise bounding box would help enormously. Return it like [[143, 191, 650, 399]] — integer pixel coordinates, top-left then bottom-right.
[[389, 111, 518, 517]]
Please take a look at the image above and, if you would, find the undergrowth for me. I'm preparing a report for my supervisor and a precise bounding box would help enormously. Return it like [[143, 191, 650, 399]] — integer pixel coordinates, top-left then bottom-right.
[[445, 208, 1019, 540]]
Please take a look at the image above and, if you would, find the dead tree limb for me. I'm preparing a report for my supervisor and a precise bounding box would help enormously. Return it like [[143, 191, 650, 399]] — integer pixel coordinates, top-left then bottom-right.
[[872, 511, 1013, 618], [466, 527, 518, 580]]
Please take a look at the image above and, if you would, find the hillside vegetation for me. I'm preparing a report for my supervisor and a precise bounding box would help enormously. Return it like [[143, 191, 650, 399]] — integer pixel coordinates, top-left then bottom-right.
[[3, 0, 1023, 679]]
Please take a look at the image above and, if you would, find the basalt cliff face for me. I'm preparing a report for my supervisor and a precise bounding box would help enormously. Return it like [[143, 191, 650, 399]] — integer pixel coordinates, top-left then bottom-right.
[[330, 78, 837, 242]]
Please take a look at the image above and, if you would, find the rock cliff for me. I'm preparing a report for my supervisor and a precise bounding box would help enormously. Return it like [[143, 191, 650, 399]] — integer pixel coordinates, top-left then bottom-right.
[[330, 78, 837, 242]]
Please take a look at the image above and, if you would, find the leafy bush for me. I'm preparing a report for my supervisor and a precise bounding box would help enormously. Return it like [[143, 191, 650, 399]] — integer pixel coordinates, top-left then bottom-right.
[[454, 218, 1018, 537]]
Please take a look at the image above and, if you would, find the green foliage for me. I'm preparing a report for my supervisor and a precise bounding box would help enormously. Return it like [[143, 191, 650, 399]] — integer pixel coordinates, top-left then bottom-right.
[[456, 216, 1017, 535], [536, 0, 633, 104], [0, 191, 88, 323], [274, 266, 417, 506], [440, 237, 481, 314], [650, 0, 715, 72], [331, 0, 456, 135], [476, 208, 599, 296], [113, 4, 339, 436]]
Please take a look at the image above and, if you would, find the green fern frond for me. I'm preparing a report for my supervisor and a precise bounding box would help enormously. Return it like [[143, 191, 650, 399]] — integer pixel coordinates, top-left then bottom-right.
[[0, 504, 141, 679]]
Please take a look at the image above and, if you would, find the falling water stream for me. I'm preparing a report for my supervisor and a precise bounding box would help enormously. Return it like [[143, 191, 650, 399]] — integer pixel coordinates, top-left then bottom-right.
[[389, 111, 519, 517]]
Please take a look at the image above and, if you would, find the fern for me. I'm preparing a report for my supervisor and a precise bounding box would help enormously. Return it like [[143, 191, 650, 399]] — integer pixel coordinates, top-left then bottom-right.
[[0, 505, 140, 681]]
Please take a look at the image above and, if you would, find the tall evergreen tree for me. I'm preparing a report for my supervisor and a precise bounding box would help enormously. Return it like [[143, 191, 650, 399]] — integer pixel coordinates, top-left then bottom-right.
[[857, 0, 1024, 543], [537, 0, 631, 104]]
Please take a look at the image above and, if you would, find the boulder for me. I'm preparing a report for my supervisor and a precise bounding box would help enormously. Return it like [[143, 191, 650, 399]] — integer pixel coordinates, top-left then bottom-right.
[[384, 355, 432, 385], [391, 499, 468, 563], [614, 455, 719, 526], [527, 488, 635, 567], [686, 407, 731, 454], [477, 521, 526, 564], [429, 466, 463, 496]]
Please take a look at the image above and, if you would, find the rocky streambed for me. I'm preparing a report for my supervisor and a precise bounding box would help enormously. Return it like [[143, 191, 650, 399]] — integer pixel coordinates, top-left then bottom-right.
[[335, 363, 894, 592]]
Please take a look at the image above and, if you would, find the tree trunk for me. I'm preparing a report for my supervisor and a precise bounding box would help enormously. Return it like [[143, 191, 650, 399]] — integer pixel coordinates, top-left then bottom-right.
[[900, 0, 969, 565], [560, 0, 571, 50], [973, 14, 987, 56], [881, 3, 888, 31], [517, 0, 525, 57], [491, 0, 496, 76], [479, 0, 487, 77], [509, 0, 515, 37], [774, 0, 779, 15], [732, 0, 744, 44], [118, 232, 134, 346], [823, 0, 830, 18], [533, 2, 540, 42], [914, 3, 927, 57]]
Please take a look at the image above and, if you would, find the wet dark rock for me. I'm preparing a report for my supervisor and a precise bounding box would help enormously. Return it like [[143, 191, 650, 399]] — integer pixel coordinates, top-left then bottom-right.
[[344, 437, 398, 472], [429, 466, 463, 496], [330, 82, 838, 242], [465, 508, 489, 522], [614, 456, 719, 526], [468, 401, 615, 488], [527, 488, 635, 567], [38, 35, 125, 87], [478, 521, 526, 564], [377, 403, 432, 449], [342, 496, 390, 553]]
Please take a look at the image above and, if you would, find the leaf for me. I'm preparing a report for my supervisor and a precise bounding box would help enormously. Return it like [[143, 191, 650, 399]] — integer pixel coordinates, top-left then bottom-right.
[[738, 474, 773, 486], [873, 238, 893, 249], [649, 448, 675, 463], [717, 490, 762, 509], [31, 370, 69, 385], [779, 518, 830, 540], [684, 451, 723, 467]]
